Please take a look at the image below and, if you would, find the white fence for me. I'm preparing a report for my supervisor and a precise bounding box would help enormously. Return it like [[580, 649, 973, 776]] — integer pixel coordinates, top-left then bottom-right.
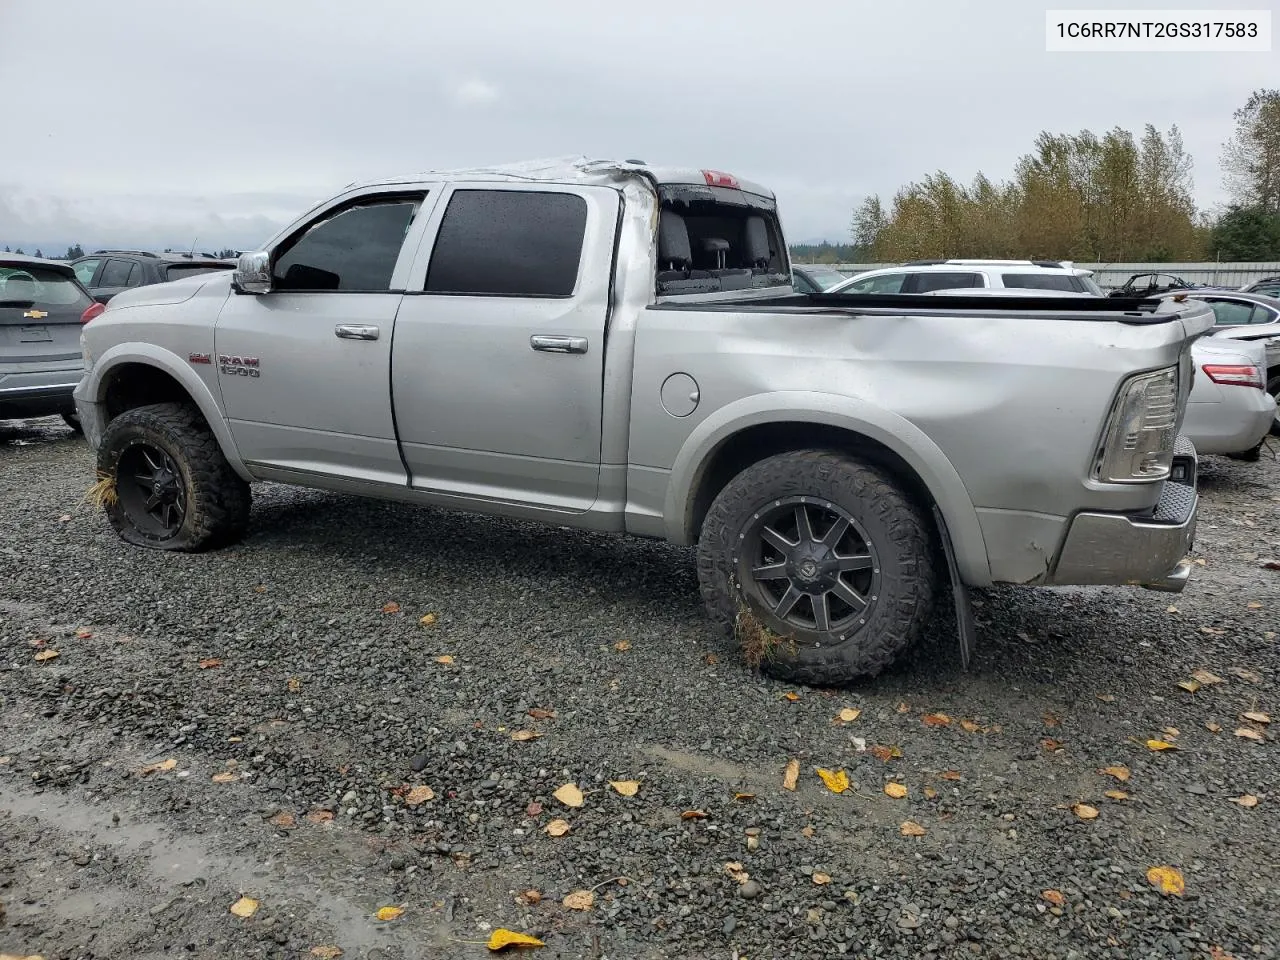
[[818, 261, 1280, 290]]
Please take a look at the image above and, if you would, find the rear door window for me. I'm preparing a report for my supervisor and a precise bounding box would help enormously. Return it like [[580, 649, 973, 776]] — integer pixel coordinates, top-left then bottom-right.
[[425, 190, 587, 297], [907, 272, 984, 293], [1206, 299, 1257, 326], [1000, 273, 1083, 292], [100, 259, 138, 288]]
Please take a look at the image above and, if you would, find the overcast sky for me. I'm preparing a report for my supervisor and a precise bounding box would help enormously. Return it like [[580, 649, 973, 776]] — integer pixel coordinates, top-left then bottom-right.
[[1, 0, 1276, 252]]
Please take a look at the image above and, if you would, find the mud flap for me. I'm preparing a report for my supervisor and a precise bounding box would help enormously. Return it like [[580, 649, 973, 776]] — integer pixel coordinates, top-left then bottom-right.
[[933, 505, 975, 671]]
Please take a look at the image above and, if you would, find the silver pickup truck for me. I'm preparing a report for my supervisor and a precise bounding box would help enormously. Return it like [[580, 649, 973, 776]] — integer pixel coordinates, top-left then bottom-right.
[[74, 157, 1211, 686]]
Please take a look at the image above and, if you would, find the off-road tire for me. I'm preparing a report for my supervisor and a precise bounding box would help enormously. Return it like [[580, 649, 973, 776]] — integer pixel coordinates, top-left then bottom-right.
[[97, 402, 251, 552], [697, 449, 937, 686]]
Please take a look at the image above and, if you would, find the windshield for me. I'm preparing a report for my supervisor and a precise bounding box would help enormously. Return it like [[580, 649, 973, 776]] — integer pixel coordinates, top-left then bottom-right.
[[802, 266, 848, 290], [165, 263, 234, 281], [0, 264, 92, 307]]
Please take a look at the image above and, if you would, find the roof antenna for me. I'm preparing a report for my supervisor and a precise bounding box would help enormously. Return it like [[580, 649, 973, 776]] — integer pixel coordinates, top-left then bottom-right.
[[188, 236, 198, 258]]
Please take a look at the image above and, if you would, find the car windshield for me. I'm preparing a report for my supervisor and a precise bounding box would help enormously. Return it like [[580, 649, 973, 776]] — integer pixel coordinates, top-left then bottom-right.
[[165, 263, 234, 281], [804, 267, 848, 290], [0, 264, 92, 306]]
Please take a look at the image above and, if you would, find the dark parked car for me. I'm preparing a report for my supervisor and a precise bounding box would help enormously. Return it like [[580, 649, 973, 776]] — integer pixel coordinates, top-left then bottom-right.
[[1, 253, 103, 429], [71, 249, 235, 303], [1242, 276, 1280, 298], [791, 263, 850, 293], [1107, 272, 1203, 297]]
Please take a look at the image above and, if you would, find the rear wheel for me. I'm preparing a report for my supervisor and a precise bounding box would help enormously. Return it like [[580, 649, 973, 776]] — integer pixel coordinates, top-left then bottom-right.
[[697, 450, 937, 687], [97, 402, 250, 551]]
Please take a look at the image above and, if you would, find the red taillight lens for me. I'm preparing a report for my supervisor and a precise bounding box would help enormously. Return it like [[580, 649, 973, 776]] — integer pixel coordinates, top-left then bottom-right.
[[81, 302, 105, 325], [1201, 363, 1263, 388], [701, 169, 740, 189]]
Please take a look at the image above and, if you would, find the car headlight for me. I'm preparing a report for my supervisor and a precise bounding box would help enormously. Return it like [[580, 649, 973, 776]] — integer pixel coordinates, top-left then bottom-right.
[[1093, 366, 1180, 483]]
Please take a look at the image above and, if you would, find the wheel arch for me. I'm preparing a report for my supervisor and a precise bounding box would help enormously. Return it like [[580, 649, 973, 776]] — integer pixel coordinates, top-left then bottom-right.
[[81, 344, 251, 481], [665, 392, 992, 586]]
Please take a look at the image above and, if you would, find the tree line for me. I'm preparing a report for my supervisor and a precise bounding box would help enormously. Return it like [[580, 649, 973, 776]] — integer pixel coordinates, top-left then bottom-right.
[[828, 88, 1280, 264], [2, 244, 240, 260]]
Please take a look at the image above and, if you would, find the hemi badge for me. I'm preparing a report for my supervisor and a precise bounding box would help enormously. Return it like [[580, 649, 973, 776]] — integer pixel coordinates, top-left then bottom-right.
[[189, 353, 212, 364], [23, 309, 48, 319]]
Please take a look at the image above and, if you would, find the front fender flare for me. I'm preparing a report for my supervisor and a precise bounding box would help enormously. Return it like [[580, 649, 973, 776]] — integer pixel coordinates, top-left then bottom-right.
[[663, 391, 992, 587], [77, 343, 252, 482]]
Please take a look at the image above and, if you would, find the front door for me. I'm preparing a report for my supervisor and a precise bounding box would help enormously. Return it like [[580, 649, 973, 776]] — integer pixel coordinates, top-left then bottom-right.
[[214, 191, 430, 485], [390, 184, 619, 511]]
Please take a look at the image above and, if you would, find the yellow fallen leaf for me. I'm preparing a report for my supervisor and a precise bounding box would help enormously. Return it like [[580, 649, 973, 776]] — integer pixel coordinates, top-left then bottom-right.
[[923, 786, 938, 800], [680, 810, 707, 820], [1192, 669, 1225, 686], [270, 812, 297, 828], [723, 862, 749, 884], [419, 613, 437, 627], [511, 730, 542, 742], [733, 792, 755, 802], [922, 713, 952, 727], [486, 928, 546, 951], [1241, 711, 1270, 725], [884, 782, 908, 799], [812, 872, 831, 885], [1176, 679, 1201, 693], [1146, 740, 1178, 751], [1099, 765, 1130, 782], [435, 655, 454, 665], [374, 906, 403, 921], [1247, 601, 1263, 610], [783, 691, 801, 702], [34, 650, 60, 662], [1041, 889, 1065, 906], [139, 758, 177, 775], [1230, 794, 1259, 808], [1206, 722, 1223, 733], [801, 825, 815, 837], [609, 780, 640, 797], [838, 708, 861, 723], [211, 771, 240, 784], [1162, 727, 1180, 739], [544, 819, 570, 837], [286, 677, 301, 693], [562, 890, 593, 911], [613, 639, 631, 652], [517, 890, 542, 905], [1146, 865, 1185, 896], [1229, 667, 1261, 683], [1071, 803, 1099, 820], [959, 719, 982, 733], [1104, 790, 1130, 801], [900, 820, 926, 836], [198, 657, 223, 669], [816, 768, 849, 794], [1235, 727, 1265, 742], [940, 770, 963, 781], [229, 896, 260, 918], [1096, 693, 1116, 702], [310, 947, 344, 959], [381, 602, 400, 614], [404, 785, 434, 806], [783, 758, 800, 791], [75, 627, 93, 639]]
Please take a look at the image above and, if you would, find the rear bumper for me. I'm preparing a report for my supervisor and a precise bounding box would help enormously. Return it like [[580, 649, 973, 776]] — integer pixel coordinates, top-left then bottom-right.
[[0, 365, 83, 418], [1182, 389, 1275, 455], [1046, 437, 1198, 593]]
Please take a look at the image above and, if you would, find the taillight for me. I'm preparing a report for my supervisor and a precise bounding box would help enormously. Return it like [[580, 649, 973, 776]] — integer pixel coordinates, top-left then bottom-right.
[[1093, 366, 1180, 483], [1201, 363, 1263, 388], [701, 169, 740, 189], [81, 302, 105, 324]]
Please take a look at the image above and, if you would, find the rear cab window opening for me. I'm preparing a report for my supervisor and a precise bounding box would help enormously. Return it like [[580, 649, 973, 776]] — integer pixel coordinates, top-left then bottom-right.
[[655, 176, 790, 297]]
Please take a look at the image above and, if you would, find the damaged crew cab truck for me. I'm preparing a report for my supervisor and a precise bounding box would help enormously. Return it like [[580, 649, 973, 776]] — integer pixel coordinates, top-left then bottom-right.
[[75, 157, 1209, 686]]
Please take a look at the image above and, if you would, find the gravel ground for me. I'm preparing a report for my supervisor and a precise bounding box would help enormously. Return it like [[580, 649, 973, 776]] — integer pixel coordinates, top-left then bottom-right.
[[2, 416, 1279, 960]]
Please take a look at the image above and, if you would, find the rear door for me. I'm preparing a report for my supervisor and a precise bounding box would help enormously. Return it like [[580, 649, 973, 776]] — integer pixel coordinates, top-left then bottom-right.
[[390, 183, 618, 511], [0, 263, 91, 379]]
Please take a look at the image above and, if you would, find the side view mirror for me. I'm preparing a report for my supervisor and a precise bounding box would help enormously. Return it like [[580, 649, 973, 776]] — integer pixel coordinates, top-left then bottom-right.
[[234, 251, 272, 294]]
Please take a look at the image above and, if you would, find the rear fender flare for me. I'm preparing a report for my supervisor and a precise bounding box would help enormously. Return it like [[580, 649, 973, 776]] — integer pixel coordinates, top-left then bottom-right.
[[664, 390, 992, 586]]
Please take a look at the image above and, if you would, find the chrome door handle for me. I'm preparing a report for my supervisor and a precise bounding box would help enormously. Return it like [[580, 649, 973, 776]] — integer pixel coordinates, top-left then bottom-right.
[[335, 324, 379, 341], [530, 334, 588, 354]]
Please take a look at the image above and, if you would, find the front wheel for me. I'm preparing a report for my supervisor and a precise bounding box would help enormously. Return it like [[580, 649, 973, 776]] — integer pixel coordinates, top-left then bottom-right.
[[96, 402, 251, 551], [696, 450, 938, 687]]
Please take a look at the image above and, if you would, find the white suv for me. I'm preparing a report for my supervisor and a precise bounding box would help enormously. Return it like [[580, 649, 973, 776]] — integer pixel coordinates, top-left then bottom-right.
[[828, 259, 1105, 296]]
